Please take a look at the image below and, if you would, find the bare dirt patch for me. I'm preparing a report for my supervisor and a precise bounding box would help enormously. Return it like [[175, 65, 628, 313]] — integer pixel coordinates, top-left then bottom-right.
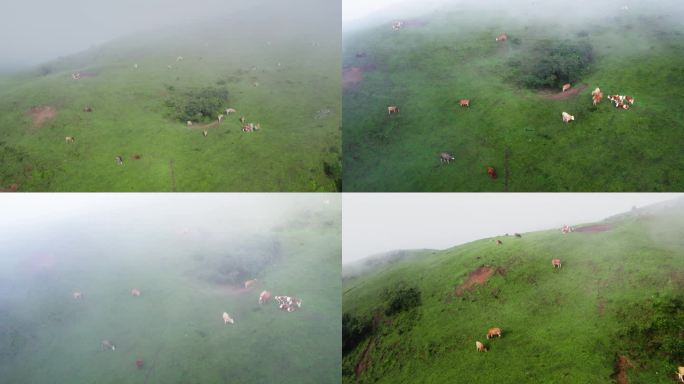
[[343, 66, 364, 90], [454, 266, 496, 296], [575, 224, 612, 233], [26, 106, 56, 129], [537, 83, 588, 100], [610, 354, 633, 384], [355, 336, 376, 380]]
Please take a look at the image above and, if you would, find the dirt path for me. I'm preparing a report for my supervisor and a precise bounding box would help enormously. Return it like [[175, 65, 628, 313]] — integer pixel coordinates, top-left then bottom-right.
[[354, 336, 376, 381], [610, 355, 633, 384], [537, 83, 588, 100], [26, 106, 56, 129], [454, 266, 497, 296], [575, 224, 612, 233]]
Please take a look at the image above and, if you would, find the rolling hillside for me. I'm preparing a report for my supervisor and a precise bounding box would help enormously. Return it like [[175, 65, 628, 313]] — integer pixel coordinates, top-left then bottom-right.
[[342, 199, 684, 383], [342, 4, 684, 191], [0, 0, 341, 191]]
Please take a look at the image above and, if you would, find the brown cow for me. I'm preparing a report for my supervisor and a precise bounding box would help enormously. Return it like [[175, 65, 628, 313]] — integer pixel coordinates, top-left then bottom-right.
[[131, 288, 141, 297], [496, 240, 503, 245], [476, 341, 488, 352], [459, 99, 470, 107], [562, 83, 572, 92], [487, 166, 497, 179], [388, 105, 399, 115], [486, 327, 502, 339], [592, 92, 603, 106], [552, 259, 562, 269], [244, 279, 258, 289], [495, 33, 508, 42], [259, 290, 272, 304]]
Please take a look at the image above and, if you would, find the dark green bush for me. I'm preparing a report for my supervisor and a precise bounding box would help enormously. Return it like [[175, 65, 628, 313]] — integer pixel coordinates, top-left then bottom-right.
[[616, 294, 684, 364], [510, 39, 593, 89], [385, 285, 422, 316], [323, 160, 342, 192], [167, 86, 229, 123], [342, 312, 374, 355]]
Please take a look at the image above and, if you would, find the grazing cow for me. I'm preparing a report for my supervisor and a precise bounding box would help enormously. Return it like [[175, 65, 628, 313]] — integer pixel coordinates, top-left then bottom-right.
[[552, 258, 562, 269], [615, 102, 630, 110], [72, 72, 81, 80], [187, 121, 193, 127], [218, 114, 224, 123], [515, 233, 522, 238], [487, 166, 497, 179], [495, 33, 508, 42], [115, 156, 124, 165], [242, 124, 253, 133], [176, 56, 184, 61], [675, 366, 684, 383], [73, 291, 83, 300], [592, 92, 603, 106], [222, 312, 234, 324], [101, 340, 116, 351], [274, 295, 303, 312], [392, 21, 404, 31], [254, 123, 261, 131], [562, 83, 572, 92], [239, 116, 246, 124], [591, 87, 601, 97], [203, 130, 208, 137], [561, 224, 573, 234], [459, 99, 470, 107], [225, 108, 236, 115], [244, 279, 258, 289], [439, 152, 455, 164], [496, 240, 503, 245], [562, 112, 575, 123], [65, 136, 75, 143], [131, 288, 141, 297], [486, 327, 502, 339], [83, 106, 93, 112], [476, 341, 487, 352], [388, 105, 399, 115], [259, 290, 272, 304], [625, 96, 634, 105]]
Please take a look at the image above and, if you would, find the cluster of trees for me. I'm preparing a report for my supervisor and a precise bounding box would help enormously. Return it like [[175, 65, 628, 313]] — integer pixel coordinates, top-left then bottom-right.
[[166, 86, 229, 123], [509, 39, 594, 89]]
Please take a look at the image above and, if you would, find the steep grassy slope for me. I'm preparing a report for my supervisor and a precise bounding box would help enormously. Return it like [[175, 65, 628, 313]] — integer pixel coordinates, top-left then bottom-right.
[[343, 202, 684, 383], [0, 203, 341, 383], [342, 7, 684, 191], [0, 0, 340, 191]]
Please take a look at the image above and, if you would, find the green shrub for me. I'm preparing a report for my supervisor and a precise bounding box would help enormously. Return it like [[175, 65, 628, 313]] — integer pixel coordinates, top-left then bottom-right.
[[323, 160, 342, 192], [342, 312, 374, 355], [384, 285, 421, 316], [615, 294, 684, 364], [167, 86, 229, 123], [510, 39, 593, 89]]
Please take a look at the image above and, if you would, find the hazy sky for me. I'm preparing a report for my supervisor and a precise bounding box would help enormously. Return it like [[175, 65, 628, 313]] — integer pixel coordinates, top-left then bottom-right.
[[342, 193, 682, 264], [0, 0, 256, 69]]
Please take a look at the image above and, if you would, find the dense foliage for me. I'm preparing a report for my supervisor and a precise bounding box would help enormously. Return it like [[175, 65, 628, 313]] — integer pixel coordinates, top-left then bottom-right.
[[509, 39, 594, 89], [342, 313, 374, 355], [166, 86, 229, 123], [616, 294, 684, 363], [384, 285, 422, 316]]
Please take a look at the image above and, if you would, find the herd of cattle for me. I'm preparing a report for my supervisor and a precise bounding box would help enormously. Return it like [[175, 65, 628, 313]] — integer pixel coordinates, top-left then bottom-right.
[[221, 279, 304, 326]]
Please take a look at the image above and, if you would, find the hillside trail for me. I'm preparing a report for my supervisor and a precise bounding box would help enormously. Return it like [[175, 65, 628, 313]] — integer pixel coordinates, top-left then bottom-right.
[[537, 83, 588, 100]]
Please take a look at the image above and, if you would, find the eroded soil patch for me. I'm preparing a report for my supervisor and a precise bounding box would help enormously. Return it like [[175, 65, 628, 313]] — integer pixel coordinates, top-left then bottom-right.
[[576, 224, 612, 233], [26, 106, 56, 129], [610, 354, 633, 384], [454, 266, 497, 296]]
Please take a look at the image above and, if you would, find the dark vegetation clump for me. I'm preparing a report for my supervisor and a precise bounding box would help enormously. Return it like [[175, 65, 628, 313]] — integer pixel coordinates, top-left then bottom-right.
[[615, 293, 684, 364], [384, 285, 422, 316], [323, 160, 342, 192], [199, 237, 282, 286], [165, 86, 229, 123], [342, 312, 374, 355], [509, 39, 594, 89]]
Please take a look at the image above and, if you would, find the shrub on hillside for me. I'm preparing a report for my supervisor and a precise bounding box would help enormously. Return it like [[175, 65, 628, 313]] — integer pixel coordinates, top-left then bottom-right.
[[342, 313, 374, 355], [166, 86, 229, 123], [323, 160, 342, 192], [384, 285, 422, 316], [509, 39, 593, 89], [616, 293, 684, 363]]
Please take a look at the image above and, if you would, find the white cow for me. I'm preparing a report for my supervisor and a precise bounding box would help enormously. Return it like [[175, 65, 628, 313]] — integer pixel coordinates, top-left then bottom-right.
[[225, 108, 237, 115], [222, 312, 234, 324], [218, 114, 224, 123], [562, 112, 575, 123]]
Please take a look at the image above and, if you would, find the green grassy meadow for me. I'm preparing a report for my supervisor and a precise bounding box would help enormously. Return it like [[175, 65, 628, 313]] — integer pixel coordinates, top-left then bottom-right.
[[0, 0, 340, 191], [342, 201, 684, 383], [0, 197, 341, 383], [342, 6, 684, 191]]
